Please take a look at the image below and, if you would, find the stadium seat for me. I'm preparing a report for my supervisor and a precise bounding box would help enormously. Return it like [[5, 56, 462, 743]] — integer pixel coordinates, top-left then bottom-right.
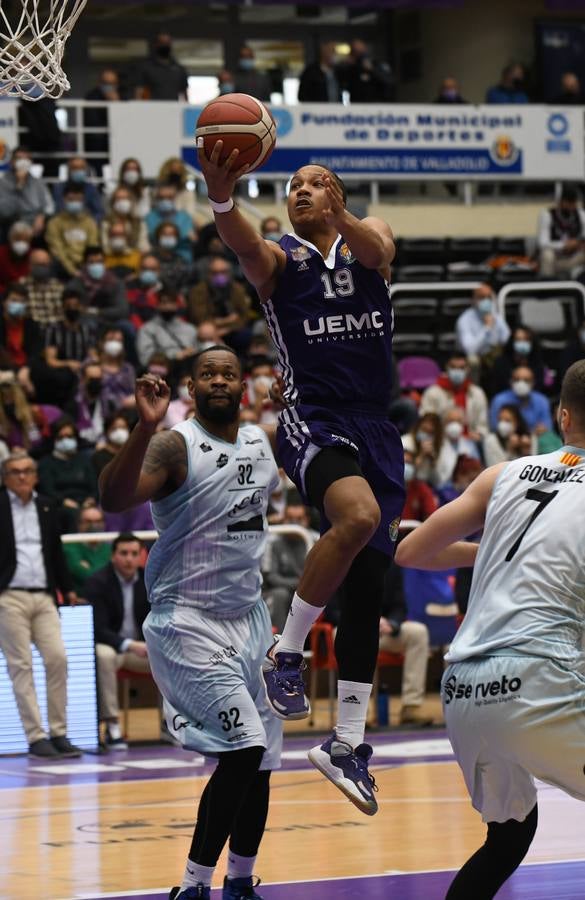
[[494, 265, 538, 288], [117, 668, 162, 740], [393, 296, 438, 333], [395, 264, 445, 282], [392, 333, 435, 356], [449, 237, 494, 264], [398, 238, 448, 266], [494, 236, 526, 256], [398, 355, 441, 390], [446, 263, 492, 283]]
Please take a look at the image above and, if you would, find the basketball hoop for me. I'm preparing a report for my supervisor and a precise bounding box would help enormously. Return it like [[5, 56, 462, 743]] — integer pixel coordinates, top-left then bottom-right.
[[0, 0, 88, 100]]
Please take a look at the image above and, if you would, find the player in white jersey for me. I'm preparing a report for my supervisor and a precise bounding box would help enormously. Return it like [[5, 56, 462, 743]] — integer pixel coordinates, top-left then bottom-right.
[[99, 346, 282, 900], [395, 359, 585, 900]]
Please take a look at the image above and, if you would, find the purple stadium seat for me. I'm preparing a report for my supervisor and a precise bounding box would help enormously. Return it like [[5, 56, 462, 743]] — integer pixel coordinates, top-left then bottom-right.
[[398, 356, 441, 390]]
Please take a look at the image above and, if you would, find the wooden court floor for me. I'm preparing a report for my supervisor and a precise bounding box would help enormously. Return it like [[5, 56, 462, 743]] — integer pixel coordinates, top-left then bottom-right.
[[1, 706, 584, 900]]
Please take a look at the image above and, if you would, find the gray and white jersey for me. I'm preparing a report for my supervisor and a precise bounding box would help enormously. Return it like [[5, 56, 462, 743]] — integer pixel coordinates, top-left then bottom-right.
[[446, 446, 585, 669], [146, 419, 279, 617]]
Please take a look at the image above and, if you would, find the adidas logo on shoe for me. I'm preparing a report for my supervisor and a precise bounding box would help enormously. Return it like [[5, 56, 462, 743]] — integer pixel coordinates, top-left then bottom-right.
[[342, 695, 360, 704]]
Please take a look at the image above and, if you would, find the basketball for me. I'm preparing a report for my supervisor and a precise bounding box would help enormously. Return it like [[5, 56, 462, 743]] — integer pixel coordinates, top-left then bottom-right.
[[195, 93, 276, 174]]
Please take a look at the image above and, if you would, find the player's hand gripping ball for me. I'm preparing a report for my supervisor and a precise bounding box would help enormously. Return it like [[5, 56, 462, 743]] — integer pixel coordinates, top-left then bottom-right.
[[195, 93, 276, 174]]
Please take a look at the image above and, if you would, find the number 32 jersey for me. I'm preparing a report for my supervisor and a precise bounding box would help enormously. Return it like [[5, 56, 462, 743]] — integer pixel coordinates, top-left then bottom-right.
[[146, 419, 279, 617], [446, 447, 585, 670]]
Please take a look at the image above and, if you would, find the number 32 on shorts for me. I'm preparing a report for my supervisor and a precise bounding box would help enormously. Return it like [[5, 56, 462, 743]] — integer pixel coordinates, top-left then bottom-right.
[[218, 707, 244, 731]]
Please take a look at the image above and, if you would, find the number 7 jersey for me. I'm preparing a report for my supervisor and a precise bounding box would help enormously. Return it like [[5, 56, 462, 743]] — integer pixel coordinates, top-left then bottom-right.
[[446, 446, 585, 670]]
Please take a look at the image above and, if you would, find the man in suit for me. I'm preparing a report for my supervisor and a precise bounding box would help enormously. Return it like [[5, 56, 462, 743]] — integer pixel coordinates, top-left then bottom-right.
[[0, 451, 81, 758], [83, 533, 151, 749]]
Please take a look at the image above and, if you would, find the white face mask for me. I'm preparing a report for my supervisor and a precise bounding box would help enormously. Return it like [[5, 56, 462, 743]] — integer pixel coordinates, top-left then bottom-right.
[[123, 170, 140, 185], [403, 462, 415, 482], [108, 427, 129, 446], [113, 199, 132, 215], [497, 420, 515, 438], [178, 384, 191, 402], [254, 375, 273, 393], [104, 339, 123, 356], [445, 421, 464, 440], [512, 379, 532, 398], [13, 157, 31, 173], [110, 236, 126, 252], [11, 240, 30, 256]]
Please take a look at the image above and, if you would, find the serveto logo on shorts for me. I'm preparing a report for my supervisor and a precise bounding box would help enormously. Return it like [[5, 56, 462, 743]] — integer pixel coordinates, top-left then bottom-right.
[[443, 673, 522, 705], [330, 433, 359, 453], [171, 713, 203, 732]]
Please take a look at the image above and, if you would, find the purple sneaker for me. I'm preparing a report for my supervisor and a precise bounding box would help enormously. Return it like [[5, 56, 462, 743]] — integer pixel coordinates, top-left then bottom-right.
[[223, 875, 264, 898], [169, 886, 210, 900], [261, 644, 310, 720], [308, 732, 379, 816]]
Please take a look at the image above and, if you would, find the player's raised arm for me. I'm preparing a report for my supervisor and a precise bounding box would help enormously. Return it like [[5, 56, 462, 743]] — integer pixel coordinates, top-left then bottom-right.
[[322, 173, 395, 272], [99, 375, 187, 512], [197, 141, 286, 300], [395, 463, 507, 570]]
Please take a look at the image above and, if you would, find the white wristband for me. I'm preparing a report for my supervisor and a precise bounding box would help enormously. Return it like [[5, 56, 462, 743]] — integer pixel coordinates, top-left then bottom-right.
[[208, 196, 235, 214]]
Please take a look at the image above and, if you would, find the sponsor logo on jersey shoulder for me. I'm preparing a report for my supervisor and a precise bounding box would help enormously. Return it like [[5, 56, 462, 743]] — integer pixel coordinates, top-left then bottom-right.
[[297, 260, 309, 272], [389, 516, 400, 542], [443, 673, 522, 705], [200, 442, 212, 452], [216, 453, 229, 468], [339, 242, 355, 264]]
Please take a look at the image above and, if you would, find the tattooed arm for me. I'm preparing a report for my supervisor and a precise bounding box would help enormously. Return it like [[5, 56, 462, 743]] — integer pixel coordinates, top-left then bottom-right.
[[99, 375, 188, 512]]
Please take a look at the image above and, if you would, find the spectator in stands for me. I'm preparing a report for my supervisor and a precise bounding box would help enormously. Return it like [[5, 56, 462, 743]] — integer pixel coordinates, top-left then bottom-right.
[[378, 565, 434, 727], [146, 184, 195, 263], [68, 246, 129, 328], [243, 356, 278, 426], [557, 317, 585, 386], [489, 365, 553, 433], [136, 287, 198, 370], [401, 447, 439, 522], [552, 72, 585, 105], [0, 221, 32, 290], [419, 354, 489, 440], [233, 45, 272, 101], [46, 184, 100, 278], [260, 216, 283, 241], [104, 221, 141, 279], [91, 413, 131, 477], [152, 221, 193, 291], [340, 39, 393, 103], [84, 69, 122, 174], [0, 284, 42, 394], [433, 76, 467, 103], [486, 326, 546, 395], [126, 252, 163, 328], [111, 158, 150, 219], [84, 533, 151, 750], [437, 454, 484, 506], [0, 450, 81, 758], [217, 68, 235, 96], [54, 157, 104, 222], [135, 32, 188, 101], [187, 256, 251, 354], [76, 362, 106, 446], [102, 185, 149, 255], [538, 184, 585, 278], [403, 412, 456, 489], [482, 403, 536, 467], [298, 41, 341, 103], [98, 328, 136, 417], [442, 407, 481, 462], [0, 147, 54, 238], [485, 62, 529, 104], [0, 370, 47, 451], [262, 501, 314, 631], [161, 372, 195, 428], [63, 501, 111, 594], [157, 156, 207, 228], [20, 248, 63, 328], [38, 416, 98, 531], [456, 283, 510, 371]]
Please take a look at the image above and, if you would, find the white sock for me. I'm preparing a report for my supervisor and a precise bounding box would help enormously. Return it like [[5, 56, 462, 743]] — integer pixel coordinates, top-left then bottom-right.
[[227, 850, 256, 880], [276, 592, 323, 655], [107, 721, 122, 740], [335, 679, 373, 748], [181, 861, 215, 889]]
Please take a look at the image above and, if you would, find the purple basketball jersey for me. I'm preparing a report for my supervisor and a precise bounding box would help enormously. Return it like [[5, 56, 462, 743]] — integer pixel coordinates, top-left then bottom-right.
[[264, 233, 394, 414]]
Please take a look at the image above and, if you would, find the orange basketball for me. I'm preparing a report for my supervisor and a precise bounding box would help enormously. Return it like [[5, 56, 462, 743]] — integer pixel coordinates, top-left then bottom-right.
[[195, 93, 276, 174]]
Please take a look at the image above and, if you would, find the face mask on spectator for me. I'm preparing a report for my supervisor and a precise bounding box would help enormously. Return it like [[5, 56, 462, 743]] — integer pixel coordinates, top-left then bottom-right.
[[178, 384, 191, 402], [159, 235, 178, 249], [11, 240, 29, 256], [13, 157, 31, 173], [65, 200, 83, 214], [403, 462, 415, 482], [497, 419, 515, 438], [104, 339, 123, 356], [445, 421, 464, 440], [447, 367, 466, 386], [64, 308, 81, 322], [148, 364, 168, 377], [140, 269, 158, 286], [123, 169, 140, 185], [87, 262, 105, 280], [110, 236, 127, 252], [31, 263, 51, 280], [441, 89, 459, 100], [219, 82, 234, 95], [70, 169, 86, 183], [477, 298, 493, 315], [86, 377, 102, 394], [167, 173, 183, 187], [7, 300, 26, 317], [263, 231, 281, 242], [160, 308, 176, 321], [55, 436, 77, 454], [239, 58, 255, 71], [156, 44, 172, 58], [108, 427, 129, 446], [512, 379, 531, 398], [254, 375, 273, 393], [514, 340, 531, 356], [113, 199, 132, 215], [101, 83, 117, 95], [416, 430, 433, 444], [210, 273, 230, 288], [157, 199, 175, 214], [84, 521, 105, 532]]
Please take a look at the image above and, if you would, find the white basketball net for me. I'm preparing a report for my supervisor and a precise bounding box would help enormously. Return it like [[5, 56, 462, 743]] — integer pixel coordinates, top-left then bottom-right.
[[0, 0, 88, 100]]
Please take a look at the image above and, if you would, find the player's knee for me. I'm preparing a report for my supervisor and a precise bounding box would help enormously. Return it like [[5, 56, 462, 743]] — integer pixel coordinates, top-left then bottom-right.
[[218, 744, 265, 776], [486, 804, 538, 861], [344, 502, 381, 547]]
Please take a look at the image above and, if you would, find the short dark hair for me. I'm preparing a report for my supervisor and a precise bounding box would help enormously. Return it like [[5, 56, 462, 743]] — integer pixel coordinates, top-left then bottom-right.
[[62, 288, 82, 303], [51, 415, 77, 439], [84, 245, 103, 261], [104, 410, 129, 432], [4, 282, 28, 301], [112, 532, 142, 553], [63, 181, 85, 197], [560, 360, 585, 428], [561, 184, 580, 204], [191, 344, 242, 377]]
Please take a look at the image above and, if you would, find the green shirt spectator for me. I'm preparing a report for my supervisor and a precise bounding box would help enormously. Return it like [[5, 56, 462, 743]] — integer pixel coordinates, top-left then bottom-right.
[[63, 503, 111, 594]]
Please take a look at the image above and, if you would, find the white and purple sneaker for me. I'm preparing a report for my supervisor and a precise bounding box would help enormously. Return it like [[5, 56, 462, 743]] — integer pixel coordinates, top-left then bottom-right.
[[261, 644, 310, 720], [308, 732, 379, 816]]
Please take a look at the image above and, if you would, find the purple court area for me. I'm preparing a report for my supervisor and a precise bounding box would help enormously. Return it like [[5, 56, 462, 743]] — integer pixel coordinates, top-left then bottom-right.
[[82, 862, 585, 899]]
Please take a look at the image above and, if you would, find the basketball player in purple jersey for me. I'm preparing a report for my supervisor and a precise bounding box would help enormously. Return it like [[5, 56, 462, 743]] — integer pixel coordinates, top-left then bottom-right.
[[198, 142, 405, 815]]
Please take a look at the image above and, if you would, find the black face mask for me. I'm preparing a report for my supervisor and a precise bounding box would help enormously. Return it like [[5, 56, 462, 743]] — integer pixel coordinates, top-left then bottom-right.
[[31, 264, 51, 281], [160, 309, 176, 321], [167, 172, 182, 187], [156, 45, 172, 58], [86, 378, 102, 395], [64, 308, 81, 322]]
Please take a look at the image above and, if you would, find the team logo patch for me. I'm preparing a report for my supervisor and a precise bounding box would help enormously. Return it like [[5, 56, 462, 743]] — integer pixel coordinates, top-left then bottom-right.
[[389, 516, 400, 542], [200, 442, 212, 452], [291, 245, 310, 262], [216, 453, 229, 468], [560, 451, 581, 466], [339, 242, 355, 264]]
